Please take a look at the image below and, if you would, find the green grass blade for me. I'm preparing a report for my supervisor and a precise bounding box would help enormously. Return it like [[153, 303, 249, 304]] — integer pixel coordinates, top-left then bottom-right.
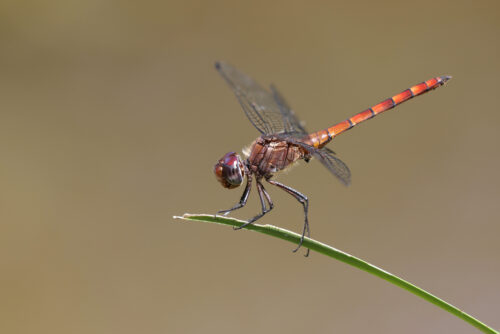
[[174, 213, 498, 334]]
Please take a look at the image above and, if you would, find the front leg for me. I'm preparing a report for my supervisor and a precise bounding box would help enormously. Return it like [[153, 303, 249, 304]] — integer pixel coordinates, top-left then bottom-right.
[[216, 175, 252, 216], [235, 180, 274, 230]]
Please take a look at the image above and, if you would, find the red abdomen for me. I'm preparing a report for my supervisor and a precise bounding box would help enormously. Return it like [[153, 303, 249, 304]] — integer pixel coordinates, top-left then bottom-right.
[[305, 75, 451, 148]]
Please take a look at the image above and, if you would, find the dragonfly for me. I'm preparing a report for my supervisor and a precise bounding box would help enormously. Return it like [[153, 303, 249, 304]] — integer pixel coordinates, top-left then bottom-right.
[[213, 61, 451, 256]]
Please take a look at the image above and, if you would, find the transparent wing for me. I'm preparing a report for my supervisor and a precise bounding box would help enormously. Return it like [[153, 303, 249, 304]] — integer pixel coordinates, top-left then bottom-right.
[[285, 138, 351, 186], [314, 147, 351, 186], [270, 84, 308, 135], [216, 61, 286, 135]]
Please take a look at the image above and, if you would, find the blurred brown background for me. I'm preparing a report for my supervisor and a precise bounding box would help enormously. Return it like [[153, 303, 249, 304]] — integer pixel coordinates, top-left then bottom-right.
[[1, 0, 499, 333]]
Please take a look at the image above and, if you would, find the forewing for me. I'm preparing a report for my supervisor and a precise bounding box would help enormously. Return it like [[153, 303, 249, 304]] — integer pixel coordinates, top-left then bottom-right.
[[216, 61, 286, 135], [270, 84, 308, 135]]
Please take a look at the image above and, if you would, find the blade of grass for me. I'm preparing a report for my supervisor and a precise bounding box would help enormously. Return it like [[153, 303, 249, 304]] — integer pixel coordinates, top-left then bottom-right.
[[174, 213, 498, 334]]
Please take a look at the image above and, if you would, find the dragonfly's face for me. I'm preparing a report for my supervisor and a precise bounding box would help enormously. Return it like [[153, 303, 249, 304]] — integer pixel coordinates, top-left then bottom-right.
[[214, 152, 244, 189]]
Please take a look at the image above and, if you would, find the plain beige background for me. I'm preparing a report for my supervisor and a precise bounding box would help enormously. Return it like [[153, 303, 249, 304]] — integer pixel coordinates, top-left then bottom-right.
[[1, 0, 499, 333]]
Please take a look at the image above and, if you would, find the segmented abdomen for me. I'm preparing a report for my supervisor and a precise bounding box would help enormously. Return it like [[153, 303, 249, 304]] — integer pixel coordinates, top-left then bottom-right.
[[305, 75, 451, 148]]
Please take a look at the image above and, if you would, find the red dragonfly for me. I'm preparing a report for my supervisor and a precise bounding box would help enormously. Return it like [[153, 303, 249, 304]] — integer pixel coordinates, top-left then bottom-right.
[[213, 61, 451, 255]]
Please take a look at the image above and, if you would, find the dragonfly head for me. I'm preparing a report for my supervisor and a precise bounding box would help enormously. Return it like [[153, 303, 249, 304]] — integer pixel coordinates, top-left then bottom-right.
[[214, 152, 245, 189]]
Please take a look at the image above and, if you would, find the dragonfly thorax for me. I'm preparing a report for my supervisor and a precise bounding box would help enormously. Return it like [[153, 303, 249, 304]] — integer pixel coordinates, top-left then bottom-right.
[[247, 136, 306, 177]]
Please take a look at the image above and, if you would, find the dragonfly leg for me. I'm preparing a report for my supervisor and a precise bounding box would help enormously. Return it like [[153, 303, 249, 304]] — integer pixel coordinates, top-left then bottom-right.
[[216, 175, 252, 216], [236, 180, 274, 230], [267, 179, 310, 257]]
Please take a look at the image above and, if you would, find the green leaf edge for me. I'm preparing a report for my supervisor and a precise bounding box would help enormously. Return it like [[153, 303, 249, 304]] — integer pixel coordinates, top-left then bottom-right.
[[174, 213, 498, 334]]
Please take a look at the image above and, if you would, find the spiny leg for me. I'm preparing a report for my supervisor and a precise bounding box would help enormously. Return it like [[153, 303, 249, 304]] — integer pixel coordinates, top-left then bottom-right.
[[236, 180, 274, 230], [217, 175, 252, 216], [267, 178, 310, 257]]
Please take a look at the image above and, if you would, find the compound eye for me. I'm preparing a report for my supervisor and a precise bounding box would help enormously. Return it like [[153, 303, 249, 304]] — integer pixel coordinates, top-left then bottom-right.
[[214, 152, 244, 189]]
